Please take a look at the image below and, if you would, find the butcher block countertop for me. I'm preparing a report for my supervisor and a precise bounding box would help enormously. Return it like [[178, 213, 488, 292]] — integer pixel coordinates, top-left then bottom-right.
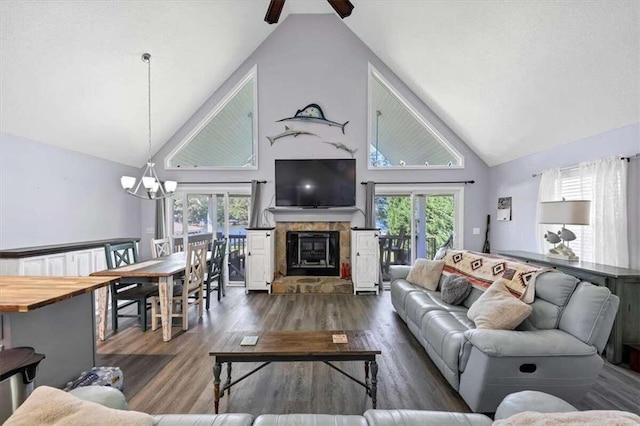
[[0, 276, 118, 312]]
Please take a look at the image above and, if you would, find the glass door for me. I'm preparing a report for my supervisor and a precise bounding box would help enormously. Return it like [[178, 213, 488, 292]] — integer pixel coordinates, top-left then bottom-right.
[[375, 187, 463, 285], [375, 194, 413, 282], [414, 194, 456, 260], [216, 194, 250, 284], [168, 185, 251, 287]]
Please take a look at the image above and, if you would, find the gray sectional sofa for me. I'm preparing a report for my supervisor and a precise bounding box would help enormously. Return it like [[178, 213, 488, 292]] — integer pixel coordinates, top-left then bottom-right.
[[17, 386, 639, 425], [389, 256, 620, 413]]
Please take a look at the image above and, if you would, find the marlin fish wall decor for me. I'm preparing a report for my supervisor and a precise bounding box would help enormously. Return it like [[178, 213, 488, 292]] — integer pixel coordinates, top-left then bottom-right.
[[277, 103, 349, 134], [322, 141, 357, 157], [266, 126, 318, 145]]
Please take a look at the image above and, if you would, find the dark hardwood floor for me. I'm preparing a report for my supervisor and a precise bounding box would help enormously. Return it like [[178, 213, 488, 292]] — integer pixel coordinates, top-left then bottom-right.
[[96, 287, 640, 416]]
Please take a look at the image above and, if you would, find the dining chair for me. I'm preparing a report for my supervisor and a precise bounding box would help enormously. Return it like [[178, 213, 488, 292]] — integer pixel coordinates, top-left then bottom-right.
[[205, 238, 227, 308], [150, 237, 172, 258], [104, 242, 157, 332], [390, 228, 409, 265], [150, 241, 208, 332]]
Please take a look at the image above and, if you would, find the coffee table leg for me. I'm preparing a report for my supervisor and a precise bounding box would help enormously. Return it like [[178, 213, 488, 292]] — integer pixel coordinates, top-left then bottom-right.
[[213, 361, 221, 413], [371, 359, 378, 409], [226, 362, 232, 396]]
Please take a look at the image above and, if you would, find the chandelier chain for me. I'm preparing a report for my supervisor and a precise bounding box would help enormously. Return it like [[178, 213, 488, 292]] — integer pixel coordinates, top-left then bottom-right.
[[147, 54, 152, 162]]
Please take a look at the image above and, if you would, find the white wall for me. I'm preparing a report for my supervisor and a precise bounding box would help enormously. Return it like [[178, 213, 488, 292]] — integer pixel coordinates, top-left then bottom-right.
[[145, 14, 490, 256], [0, 133, 141, 249], [488, 123, 640, 269]]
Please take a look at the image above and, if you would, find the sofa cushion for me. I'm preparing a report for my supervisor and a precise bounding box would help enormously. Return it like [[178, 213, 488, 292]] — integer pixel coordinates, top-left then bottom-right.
[[534, 271, 579, 306], [519, 299, 563, 330], [254, 414, 367, 426], [69, 386, 129, 410], [390, 279, 427, 321], [406, 259, 445, 291], [4, 385, 153, 426], [441, 275, 472, 305], [364, 409, 492, 426], [559, 282, 617, 351], [467, 280, 532, 330], [154, 414, 254, 426], [494, 390, 578, 420], [421, 310, 475, 387], [404, 291, 469, 329], [462, 287, 484, 309]]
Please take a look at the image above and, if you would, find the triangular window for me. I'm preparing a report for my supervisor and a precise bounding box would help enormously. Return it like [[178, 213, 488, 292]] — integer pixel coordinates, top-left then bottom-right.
[[166, 67, 257, 169], [368, 65, 463, 169]]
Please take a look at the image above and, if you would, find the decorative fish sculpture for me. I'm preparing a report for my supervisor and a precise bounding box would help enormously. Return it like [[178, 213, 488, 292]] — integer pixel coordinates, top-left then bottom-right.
[[322, 141, 357, 157], [558, 227, 576, 242], [544, 232, 561, 244], [267, 126, 318, 146], [277, 103, 349, 134]]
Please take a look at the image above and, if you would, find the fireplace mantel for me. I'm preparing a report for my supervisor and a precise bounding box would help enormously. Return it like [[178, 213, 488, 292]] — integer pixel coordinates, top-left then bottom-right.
[[266, 207, 359, 222]]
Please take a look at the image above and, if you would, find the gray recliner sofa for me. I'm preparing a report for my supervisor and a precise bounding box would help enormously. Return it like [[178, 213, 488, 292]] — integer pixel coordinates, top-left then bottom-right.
[[15, 386, 639, 425], [389, 258, 619, 413]]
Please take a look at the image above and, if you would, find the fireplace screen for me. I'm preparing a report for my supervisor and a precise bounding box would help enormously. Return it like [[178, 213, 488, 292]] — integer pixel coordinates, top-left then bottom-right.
[[286, 231, 340, 276]]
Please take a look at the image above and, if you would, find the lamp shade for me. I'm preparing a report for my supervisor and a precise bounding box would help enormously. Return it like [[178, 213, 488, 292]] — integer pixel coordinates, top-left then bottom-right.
[[539, 200, 591, 225], [164, 181, 177, 193], [120, 176, 136, 190]]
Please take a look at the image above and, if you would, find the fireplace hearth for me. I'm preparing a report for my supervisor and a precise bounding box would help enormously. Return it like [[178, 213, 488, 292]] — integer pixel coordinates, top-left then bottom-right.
[[286, 231, 340, 276]]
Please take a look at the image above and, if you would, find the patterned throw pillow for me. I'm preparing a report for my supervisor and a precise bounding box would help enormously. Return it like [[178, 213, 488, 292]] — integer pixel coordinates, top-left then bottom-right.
[[441, 275, 472, 305], [467, 279, 533, 330], [406, 259, 445, 291]]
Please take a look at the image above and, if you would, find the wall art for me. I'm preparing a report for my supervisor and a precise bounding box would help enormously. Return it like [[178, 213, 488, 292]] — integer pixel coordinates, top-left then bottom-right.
[[267, 126, 317, 145], [277, 103, 349, 134], [322, 141, 357, 157], [497, 196, 512, 221]]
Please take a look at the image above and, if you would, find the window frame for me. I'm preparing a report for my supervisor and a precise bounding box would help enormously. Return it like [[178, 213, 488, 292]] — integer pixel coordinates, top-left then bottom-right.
[[164, 65, 258, 170], [374, 185, 465, 257], [367, 63, 464, 170]]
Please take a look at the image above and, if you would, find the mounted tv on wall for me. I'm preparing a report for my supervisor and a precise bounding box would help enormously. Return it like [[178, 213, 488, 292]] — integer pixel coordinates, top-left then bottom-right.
[[275, 159, 356, 207]]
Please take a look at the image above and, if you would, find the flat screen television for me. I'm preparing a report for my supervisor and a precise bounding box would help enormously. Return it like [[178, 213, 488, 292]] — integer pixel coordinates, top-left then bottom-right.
[[275, 159, 356, 207]]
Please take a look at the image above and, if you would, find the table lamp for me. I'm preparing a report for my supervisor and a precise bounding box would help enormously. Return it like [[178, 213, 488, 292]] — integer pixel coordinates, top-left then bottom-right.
[[539, 199, 591, 261]]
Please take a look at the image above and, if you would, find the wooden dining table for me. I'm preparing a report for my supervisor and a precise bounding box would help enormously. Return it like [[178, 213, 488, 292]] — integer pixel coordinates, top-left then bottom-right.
[[91, 251, 200, 342]]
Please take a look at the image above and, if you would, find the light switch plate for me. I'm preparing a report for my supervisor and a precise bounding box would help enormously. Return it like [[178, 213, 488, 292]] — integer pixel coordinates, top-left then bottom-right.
[[473, 228, 480, 235], [146, 227, 155, 234]]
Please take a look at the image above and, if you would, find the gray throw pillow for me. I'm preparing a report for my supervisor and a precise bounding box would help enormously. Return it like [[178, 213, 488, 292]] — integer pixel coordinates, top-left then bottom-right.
[[441, 275, 472, 305]]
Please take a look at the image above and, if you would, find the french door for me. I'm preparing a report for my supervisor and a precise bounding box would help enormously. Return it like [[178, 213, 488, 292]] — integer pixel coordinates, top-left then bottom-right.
[[168, 185, 251, 285], [375, 186, 463, 283]]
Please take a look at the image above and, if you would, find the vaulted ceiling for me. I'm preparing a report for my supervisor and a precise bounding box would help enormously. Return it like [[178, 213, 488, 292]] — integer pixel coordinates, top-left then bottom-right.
[[1, 1, 638, 167]]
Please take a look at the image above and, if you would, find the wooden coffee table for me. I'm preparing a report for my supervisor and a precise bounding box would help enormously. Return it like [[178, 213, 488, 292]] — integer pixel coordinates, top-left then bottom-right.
[[208, 330, 381, 413]]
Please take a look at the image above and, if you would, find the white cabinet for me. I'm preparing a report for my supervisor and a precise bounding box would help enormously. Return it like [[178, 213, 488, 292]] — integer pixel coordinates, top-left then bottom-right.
[[0, 243, 121, 277], [245, 228, 275, 294], [20, 257, 47, 276], [46, 254, 68, 276], [66, 249, 94, 277], [351, 229, 380, 295]]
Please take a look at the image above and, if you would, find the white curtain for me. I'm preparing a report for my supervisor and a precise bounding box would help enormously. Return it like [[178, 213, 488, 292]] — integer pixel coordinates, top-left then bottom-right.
[[536, 158, 629, 268], [580, 157, 629, 268], [536, 168, 562, 253]]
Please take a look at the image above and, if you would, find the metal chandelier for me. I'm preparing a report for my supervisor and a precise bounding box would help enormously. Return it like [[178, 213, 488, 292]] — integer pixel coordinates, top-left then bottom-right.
[[120, 53, 177, 199]]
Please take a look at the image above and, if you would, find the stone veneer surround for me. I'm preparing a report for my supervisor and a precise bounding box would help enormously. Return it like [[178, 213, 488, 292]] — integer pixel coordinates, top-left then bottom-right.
[[275, 222, 351, 277]]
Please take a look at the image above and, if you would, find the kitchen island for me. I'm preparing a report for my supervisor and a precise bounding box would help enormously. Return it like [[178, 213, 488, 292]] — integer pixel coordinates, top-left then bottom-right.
[[0, 275, 118, 388]]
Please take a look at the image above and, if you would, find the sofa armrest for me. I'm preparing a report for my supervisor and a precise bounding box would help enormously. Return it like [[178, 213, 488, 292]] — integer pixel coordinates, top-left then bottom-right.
[[463, 329, 597, 357], [389, 265, 412, 281], [494, 391, 577, 420], [68, 386, 129, 410]]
